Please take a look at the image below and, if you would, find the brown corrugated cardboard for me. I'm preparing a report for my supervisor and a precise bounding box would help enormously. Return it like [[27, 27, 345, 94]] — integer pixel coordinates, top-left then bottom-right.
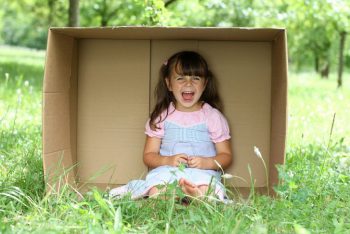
[[43, 27, 287, 195]]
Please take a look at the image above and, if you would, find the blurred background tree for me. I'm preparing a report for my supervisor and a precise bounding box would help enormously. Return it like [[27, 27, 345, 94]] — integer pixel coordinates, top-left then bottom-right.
[[0, 0, 349, 86], [69, 0, 79, 27], [80, 0, 169, 27]]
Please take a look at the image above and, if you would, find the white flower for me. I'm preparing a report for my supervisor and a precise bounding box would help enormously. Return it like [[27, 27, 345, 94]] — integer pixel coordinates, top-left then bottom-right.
[[17, 95, 22, 104], [221, 173, 233, 179], [86, 191, 93, 196], [214, 159, 223, 171], [24, 80, 29, 87], [339, 157, 350, 171], [254, 146, 263, 159], [5, 73, 9, 80]]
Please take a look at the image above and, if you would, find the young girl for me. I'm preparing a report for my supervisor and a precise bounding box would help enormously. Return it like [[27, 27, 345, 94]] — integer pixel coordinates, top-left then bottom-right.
[[110, 51, 232, 200]]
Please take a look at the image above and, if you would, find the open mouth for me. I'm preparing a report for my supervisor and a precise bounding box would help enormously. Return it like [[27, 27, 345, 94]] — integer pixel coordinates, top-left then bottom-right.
[[182, 91, 195, 102]]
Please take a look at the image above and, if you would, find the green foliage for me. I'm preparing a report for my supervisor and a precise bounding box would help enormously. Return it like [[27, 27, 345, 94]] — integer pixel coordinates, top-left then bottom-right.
[[0, 0, 67, 49], [286, 1, 338, 71], [164, 0, 256, 27], [1, 0, 350, 73], [79, 0, 165, 26]]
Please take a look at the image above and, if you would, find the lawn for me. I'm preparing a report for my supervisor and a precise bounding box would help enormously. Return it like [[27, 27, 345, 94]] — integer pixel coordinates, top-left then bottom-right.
[[0, 45, 349, 233]]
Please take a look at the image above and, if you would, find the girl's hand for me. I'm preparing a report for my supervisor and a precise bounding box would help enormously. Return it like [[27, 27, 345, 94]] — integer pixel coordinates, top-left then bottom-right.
[[187, 157, 214, 169], [165, 154, 188, 167]]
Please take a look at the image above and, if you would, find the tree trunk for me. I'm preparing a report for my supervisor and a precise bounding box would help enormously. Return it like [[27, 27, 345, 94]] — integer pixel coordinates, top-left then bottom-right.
[[47, 0, 55, 26], [320, 61, 330, 79], [337, 31, 346, 88], [100, 0, 109, 26], [68, 0, 80, 27], [165, 0, 177, 7], [101, 18, 108, 27], [315, 55, 319, 73]]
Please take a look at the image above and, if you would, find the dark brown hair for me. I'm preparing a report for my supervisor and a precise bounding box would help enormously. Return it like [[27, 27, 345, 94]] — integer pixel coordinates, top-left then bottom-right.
[[149, 51, 223, 130]]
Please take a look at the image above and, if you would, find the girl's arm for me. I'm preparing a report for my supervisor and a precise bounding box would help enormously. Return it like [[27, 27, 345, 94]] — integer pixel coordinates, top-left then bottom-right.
[[143, 136, 188, 169], [187, 140, 232, 170]]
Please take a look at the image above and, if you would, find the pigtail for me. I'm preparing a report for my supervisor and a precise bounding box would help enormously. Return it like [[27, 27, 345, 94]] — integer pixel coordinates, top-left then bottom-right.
[[149, 63, 174, 130]]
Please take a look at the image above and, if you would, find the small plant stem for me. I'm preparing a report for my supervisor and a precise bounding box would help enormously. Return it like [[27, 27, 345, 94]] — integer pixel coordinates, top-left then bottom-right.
[[261, 158, 269, 196], [327, 113, 336, 151]]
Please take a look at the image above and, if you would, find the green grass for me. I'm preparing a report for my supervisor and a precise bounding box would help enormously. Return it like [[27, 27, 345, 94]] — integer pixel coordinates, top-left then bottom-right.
[[288, 71, 350, 148], [0, 45, 349, 233]]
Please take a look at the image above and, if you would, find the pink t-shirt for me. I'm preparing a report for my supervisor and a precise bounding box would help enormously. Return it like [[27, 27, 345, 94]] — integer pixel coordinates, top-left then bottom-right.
[[145, 103, 231, 143]]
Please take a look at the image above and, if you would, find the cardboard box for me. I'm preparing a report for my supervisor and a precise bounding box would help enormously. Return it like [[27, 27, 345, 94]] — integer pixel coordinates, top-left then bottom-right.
[[43, 27, 287, 195]]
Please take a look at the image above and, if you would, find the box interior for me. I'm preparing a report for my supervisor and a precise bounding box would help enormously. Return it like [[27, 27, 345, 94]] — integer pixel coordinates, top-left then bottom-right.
[[43, 27, 287, 191]]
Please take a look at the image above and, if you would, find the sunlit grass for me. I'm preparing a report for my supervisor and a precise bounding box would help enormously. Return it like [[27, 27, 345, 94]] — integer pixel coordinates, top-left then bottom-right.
[[0, 45, 45, 66], [0, 46, 349, 233], [288, 71, 350, 148], [0, 46, 44, 201]]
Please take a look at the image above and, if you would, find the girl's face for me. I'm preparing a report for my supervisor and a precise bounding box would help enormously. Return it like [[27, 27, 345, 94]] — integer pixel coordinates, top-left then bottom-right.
[[166, 69, 207, 112]]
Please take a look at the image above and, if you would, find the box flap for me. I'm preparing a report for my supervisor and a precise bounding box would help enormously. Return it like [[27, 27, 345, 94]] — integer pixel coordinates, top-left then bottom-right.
[[50, 27, 283, 42]]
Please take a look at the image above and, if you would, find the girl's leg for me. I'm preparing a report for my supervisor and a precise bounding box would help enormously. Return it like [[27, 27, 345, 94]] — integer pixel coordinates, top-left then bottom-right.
[[148, 186, 170, 198], [148, 186, 161, 197], [198, 185, 209, 195], [178, 178, 209, 197]]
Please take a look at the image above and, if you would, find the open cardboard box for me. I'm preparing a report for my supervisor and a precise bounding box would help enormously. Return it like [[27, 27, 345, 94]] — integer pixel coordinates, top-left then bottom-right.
[[43, 27, 287, 196]]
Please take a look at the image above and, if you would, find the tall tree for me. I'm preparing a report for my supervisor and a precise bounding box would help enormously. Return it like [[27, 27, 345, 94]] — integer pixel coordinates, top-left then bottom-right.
[[292, 1, 334, 77], [337, 31, 346, 87], [81, 0, 126, 26], [331, 0, 350, 88], [47, 0, 55, 26], [80, 0, 169, 27], [69, 0, 80, 27]]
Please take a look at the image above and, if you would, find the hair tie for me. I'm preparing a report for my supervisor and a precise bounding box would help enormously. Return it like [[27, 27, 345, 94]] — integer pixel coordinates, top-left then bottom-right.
[[163, 60, 168, 66]]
